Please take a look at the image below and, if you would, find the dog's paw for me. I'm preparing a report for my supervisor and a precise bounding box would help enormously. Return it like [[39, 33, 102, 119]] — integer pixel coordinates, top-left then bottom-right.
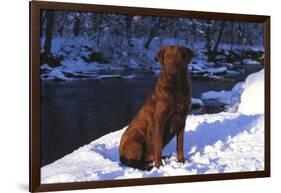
[[177, 157, 186, 164], [154, 160, 164, 168]]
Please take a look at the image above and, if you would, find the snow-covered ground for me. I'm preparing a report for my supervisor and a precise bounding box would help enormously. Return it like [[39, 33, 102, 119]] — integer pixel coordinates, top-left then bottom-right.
[[41, 70, 264, 184]]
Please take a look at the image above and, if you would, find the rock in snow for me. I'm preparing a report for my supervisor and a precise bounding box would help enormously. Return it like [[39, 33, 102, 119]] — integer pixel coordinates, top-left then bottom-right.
[[191, 98, 204, 109], [41, 70, 265, 184], [205, 67, 228, 75], [201, 82, 244, 108]]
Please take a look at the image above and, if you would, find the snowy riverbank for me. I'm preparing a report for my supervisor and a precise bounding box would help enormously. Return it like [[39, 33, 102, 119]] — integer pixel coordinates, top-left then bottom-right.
[[40, 37, 264, 81], [41, 70, 264, 184]]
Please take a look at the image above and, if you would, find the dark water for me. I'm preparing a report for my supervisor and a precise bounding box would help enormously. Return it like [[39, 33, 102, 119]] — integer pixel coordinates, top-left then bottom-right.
[[40, 75, 239, 167]]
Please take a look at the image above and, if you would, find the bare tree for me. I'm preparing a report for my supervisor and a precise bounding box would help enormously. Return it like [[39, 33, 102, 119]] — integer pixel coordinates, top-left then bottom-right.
[[57, 11, 68, 37], [44, 10, 55, 56], [91, 14, 104, 46], [40, 11, 47, 38], [213, 21, 226, 53], [144, 17, 163, 49], [73, 15, 81, 37], [204, 20, 226, 61], [144, 17, 176, 49], [230, 21, 234, 51], [205, 20, 212, 56], [126, 15, 134, 47]]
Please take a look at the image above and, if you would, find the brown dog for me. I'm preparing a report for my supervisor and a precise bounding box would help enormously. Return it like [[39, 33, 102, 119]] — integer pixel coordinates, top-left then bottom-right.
[[119, 45, 194, 170]]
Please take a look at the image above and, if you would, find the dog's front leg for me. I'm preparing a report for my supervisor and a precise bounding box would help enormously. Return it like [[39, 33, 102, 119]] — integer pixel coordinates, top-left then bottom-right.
[[177, 103, 191, 163], [154, 103, 168, 168], [177, 127, 185, 163]]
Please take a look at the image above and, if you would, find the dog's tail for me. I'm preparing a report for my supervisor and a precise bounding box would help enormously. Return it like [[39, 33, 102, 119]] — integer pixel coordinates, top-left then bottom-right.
[[120, 156, 153, 171]]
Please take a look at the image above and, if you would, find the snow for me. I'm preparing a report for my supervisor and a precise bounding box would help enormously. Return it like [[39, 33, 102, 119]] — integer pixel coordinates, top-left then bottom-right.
[[41, 63, 53, 71], [226, 70, 240, 76], [95, 74, 137, 80], [191, 98, 204, 108], [243, 58, 261, 65], [201, 82, 244, 109], [202, 73, 223, 80], [238, 70, 264, 115], [95, 74, 122, 79], [123, 74, 137, 79], [41, 70, 264, 183], [40, 36, 263, 81], [202, 90, 233, 104], [42, 67, 73, 81], [205, 67, 227, 74]]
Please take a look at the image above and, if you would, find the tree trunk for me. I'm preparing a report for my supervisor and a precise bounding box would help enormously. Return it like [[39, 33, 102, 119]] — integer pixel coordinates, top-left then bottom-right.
[[73, 16, 81, 37], [144, 33, 156, 50], [40, 11, 47, 38], [213, 21, 226, 53], [126, 16, 133, 47], [58, 12, 67, 37], [144, 17, 163, 49], [91, 14, 103, 46], [230, 22, 234, 51], [44, 10, 55, 56], [238, 22, 243, 46], [205, 20, 212, 57], [191, 19, 198, 45], [206, 21, 225, 62]]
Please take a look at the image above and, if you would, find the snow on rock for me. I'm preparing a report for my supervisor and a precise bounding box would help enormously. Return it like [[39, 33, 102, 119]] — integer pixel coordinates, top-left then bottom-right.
[[202, 90, 233, 104], [41, 70, 265, 183], [201, 82, 244, 110], [238, 70, 264, 115], [204, 61, 216, 68], [42, 67, 73, 81], [191, 98, 204, 109], [205, 67, 227, 75], [95, 74, 137, 80], [41, 63, 53, 71], [226, 70, 240, 76], [95, 74, 122, 80], [123, 74, 138, 79], [243, 58, 260, 65]]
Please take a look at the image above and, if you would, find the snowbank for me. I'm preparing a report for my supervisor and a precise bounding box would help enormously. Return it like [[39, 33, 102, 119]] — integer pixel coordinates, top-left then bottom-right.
[[201, 70, 264, 115], [41, 70, 265, 183], [238, 70, 264, 115]]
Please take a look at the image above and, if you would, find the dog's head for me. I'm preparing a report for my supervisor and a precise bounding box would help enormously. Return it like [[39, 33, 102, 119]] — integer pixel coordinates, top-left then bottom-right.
[[156, 45, 195, 76]]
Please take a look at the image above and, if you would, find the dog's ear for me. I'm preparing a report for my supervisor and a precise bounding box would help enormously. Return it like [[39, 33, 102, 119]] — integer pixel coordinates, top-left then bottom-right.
[[156, 47, 165, 65], [182, 46, 195, 64]]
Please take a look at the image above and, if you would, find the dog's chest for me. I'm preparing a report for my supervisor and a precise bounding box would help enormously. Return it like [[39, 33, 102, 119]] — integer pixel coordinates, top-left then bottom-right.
[[173, 95, 189, 114], [168, 94, 190, 127], [165, 102, 189, 133], [163, 111, 186, 145]]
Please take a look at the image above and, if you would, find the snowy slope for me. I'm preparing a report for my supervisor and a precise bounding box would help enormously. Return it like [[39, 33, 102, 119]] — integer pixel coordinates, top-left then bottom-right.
[[41, 70, 264, 184]]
